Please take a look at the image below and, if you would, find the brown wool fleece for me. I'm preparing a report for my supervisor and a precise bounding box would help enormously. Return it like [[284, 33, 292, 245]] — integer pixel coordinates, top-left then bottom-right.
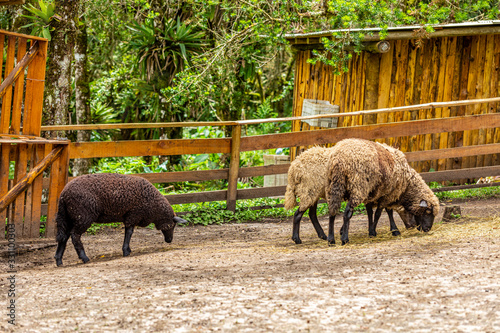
[[326, 138, 439, 217], [56, 173, 176, 241], [284, 146, 333, 212]]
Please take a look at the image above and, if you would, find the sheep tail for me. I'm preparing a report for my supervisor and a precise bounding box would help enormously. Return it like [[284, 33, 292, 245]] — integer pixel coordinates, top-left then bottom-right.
[[284, 181, 297, 211], [55, 198, 71, 242]]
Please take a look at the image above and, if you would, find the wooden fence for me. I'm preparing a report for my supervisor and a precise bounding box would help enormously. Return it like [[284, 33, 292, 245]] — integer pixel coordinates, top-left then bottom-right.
[[0, 30, 69, 240], [36, 97, 500, 234]]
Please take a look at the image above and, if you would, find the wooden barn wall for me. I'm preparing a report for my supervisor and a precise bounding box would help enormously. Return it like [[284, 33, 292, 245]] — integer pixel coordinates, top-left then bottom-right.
[[292, 34, 500, 173]]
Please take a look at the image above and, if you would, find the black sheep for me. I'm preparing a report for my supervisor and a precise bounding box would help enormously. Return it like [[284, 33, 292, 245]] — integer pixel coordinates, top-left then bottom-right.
[[54, 173, 188, 266]]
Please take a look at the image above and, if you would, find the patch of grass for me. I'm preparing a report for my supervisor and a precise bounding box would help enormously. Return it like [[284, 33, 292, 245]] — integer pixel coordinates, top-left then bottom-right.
[[176, 198, 367, 226], [86, 223, 122, 235], [430, 182, 500, 200]]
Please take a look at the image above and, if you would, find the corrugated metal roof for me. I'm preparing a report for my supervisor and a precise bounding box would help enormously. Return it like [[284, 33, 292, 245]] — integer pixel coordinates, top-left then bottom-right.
[[284, 20, 500, 40]]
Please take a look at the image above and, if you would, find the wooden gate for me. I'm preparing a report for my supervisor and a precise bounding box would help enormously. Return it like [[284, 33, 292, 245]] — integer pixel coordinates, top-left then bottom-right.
[[0, 29, 69, 240]]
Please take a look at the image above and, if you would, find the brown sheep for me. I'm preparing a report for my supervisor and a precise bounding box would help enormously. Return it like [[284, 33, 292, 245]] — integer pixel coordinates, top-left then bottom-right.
[[284, 146, 415, 244], [54, 173, 188, 266], [327, 138, 439, 245]]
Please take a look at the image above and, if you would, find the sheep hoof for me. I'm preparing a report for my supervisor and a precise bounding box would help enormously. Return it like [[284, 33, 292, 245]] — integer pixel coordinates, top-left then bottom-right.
[[341, 239, 349, 246], [123, 251, 131, 257], [328, 241, 335, 246], [55, 259, 63, 267], [369, 232, 377, 237], [392, 230, 401, 236], [292, 237, 302, 244], [81, 256, 90, 264], [319, 234, 327, 240]]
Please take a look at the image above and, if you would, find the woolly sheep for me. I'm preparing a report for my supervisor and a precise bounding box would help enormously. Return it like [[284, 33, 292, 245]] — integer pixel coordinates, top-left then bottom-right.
[[54, 173, 188, 266], [284, 146, 414, 244], [327, 138, 440, 245]]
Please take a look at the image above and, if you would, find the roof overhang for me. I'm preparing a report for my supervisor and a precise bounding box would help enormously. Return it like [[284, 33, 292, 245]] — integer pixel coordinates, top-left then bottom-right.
[[285, 20, 500, 45]]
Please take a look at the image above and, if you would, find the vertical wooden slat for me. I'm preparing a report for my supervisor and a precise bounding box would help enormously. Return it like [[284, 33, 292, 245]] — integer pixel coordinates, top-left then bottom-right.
[[402, 40, 417, 156], [46, 144, 60, 238], [50, 144, 70, 237], [23, 144, 34, 237], [437, 37, 457, 171], [227, 125, 241, 212], [416, 39, 432, 172], [422, 39, 440, 171], [394, 40, 409, 150], [482, 34, 495, 167], [10, 38, 27, 135], [386, 41, 399, 146], [492, 35, 500, 166], [357, 53, 366, 126], [431, 37, 448, 171], [363, 53, 380, 126], [409, 41, 423, 169], [376, 41, 393, 143], [12, 144, 28, 238], [342, 58, 352, 128], [474, 35, 487, 168], [462, 36, 480, 171], [347, 55, 357, 127], [23, 40, 48, 136], [333, 66, 343, 127], [454, 36, 472, 175], [0, 143, 10, 234], [446, 37, 464, 171], [30, 144, 45, 238], [0, 33, 5, 80], [1, 36, 16, 134]]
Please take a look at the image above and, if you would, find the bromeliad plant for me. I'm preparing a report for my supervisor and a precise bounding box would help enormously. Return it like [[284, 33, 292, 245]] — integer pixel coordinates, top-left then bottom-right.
[[21, 0, 59, 41], [127, 17, 206, 85]]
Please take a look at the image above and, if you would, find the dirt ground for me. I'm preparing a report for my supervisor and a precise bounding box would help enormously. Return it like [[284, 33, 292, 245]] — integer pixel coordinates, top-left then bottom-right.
[[1, 197, 500, 332]]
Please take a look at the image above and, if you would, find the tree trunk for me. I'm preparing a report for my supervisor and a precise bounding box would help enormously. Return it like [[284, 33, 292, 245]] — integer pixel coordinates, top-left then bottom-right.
[[42, 0, 78, 138], [73, 5, 91, 176]]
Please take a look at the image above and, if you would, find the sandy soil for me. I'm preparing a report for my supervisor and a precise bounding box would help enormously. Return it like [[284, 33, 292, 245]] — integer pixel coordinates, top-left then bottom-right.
[[1, 197, 500, 332]]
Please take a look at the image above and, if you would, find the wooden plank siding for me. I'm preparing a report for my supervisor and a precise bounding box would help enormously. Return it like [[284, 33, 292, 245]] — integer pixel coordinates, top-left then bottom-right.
[[0, 30, 57, 239], [291, 34, 500, 175]]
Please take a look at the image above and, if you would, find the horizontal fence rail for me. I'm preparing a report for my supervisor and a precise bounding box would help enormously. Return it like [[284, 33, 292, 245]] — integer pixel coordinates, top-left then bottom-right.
[[50, 112, 500, 159]]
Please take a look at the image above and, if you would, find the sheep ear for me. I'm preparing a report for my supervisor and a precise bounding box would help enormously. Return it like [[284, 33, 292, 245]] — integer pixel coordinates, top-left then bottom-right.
[[173, 216, 189, 225], [419, 200, 428, 208]]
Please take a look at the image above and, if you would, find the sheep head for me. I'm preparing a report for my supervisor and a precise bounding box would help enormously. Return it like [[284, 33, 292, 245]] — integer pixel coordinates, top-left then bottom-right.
[[161, 216, 189, 243]]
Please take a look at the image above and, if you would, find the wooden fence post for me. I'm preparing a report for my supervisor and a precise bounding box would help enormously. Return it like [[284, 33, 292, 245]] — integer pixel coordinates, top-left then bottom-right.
[[227, 125, 242, 212]]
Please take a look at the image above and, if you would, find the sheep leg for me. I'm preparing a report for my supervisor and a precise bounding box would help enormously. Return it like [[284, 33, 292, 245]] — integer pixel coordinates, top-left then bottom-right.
[[369, 205, 384, 237], [308, 202, 327, 240], [366, 203, 375, 237], [386, 209, 401, 236], [122, 225, 135, 256], [327, 215, 336, 245], [54, 232, 71, 267], [292, 208, 306, 244], [340, 202, 354, 245], [71, 232, 90, 264]]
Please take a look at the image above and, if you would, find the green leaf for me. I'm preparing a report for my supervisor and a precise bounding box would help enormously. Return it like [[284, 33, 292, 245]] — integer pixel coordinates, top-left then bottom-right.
[[42, 28, 51, 41], [193, 154, 209, 164]]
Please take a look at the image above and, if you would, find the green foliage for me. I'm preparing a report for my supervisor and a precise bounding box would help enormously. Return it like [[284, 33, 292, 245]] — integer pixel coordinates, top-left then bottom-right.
[[86, 223, 121, 235], [434, 184, 500, 200], [21, 0, 56, 40], [182, 198, 294, 226], [127, 16, 207, 83]]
